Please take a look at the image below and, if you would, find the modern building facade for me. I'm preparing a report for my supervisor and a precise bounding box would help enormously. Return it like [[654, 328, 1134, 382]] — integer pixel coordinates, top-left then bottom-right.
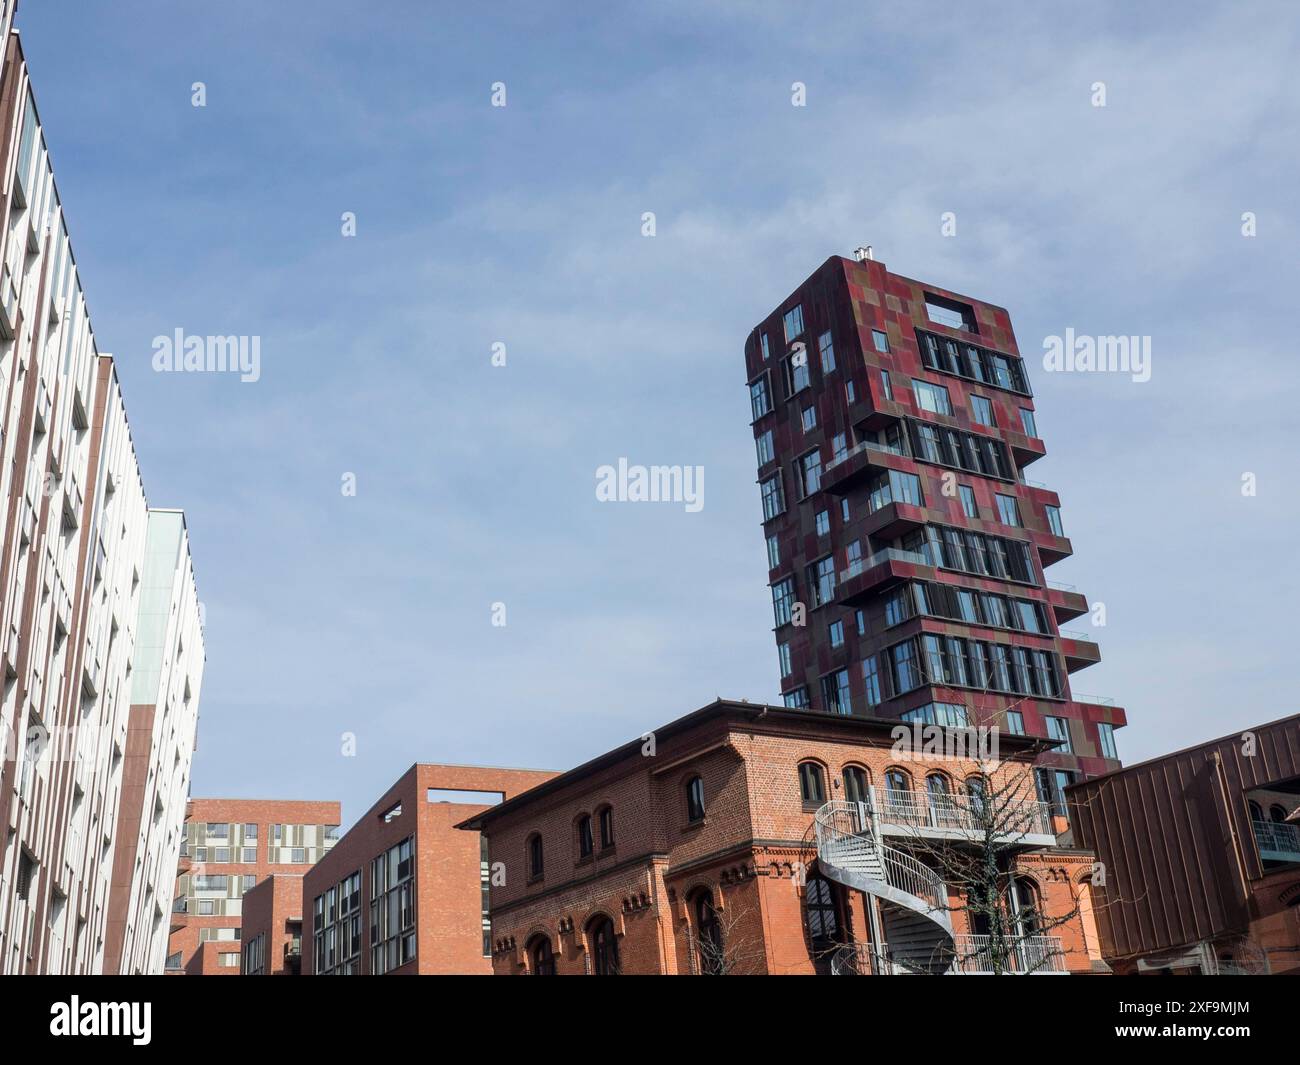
[[302, 764, 554, 975], [1069, 714, 1300, 975], [464, 699, 1108, 976], [168, 798, 340, 975], [745, 252, 1126, 808], [0, 21, 205, 974], [239, 874, 304, 976]]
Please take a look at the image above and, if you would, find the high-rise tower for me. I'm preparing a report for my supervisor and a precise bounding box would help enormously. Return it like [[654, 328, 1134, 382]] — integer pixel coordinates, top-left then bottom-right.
[[745, 253, 1125, 803]]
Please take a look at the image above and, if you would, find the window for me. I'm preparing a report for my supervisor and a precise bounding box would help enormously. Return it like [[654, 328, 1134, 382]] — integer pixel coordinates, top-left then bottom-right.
[[784, 353, 811, 396], [213, 848, 231, 863], [685, 776, 706, 823], [840, 498, 850, 522], [843, 766, 869, 803], [820, 669, 851, 715], [1046, 505, 1065, 537], [368, 839, 416, 974], [783, 686, 810, 709], [588, 915, 620, 975], [749, 375, 772, 420], [912, 378, 952, 415], [872, 329, 890, 353], [828, 620, 844, 648], [925, 294, 976, 331], [995, 494, 1021, 527], [766, 534, 780, 570], [1097, 722, 1118, 760], [207, 823, 229, 838], [881, 370, 893, 400], [818, 331, 836, 373], [778, 642, 792, 678], [891, 640, 923, 694], [900, 702, 969, 728], [885, 769, 910, 794], [771, 578, 796, 628], [1045, 716, 1073, 754], [797, 450, 822, 497], [244, 824, 258, 839], [1019, 408, 1038, 437], [815, 510, 830, 537], [831, 432, 848, 464], [577, 815, 594, 859], [760, 333, 770, 361], [529, 935, 556, 976], [527, 834, 544, 879], [760, 474, 785, 521], [783, 304, 804, 342], [917, 330, 1030, 396], [1035, 769, 1075, 819], [16, 850, 36, 901], [599, 807, 615, 849], [861, 657, 881, 708], [867, 470, 923, 513], [959, 485, 978, 518], [807, 556, 835, 607], [1006, 710, 1025, 735], [801, 405, 817, 432], [846, 380, 857, 404], [692, 890, 724, 974], [970, 395, 993, 426], [755, 429, 774, 467], [799, 762, 827, 805]]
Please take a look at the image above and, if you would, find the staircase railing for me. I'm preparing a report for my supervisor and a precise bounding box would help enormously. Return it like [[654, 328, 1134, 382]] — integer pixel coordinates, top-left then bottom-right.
[[951, 934, 1066, 973], [874, 787, 1055, 838], [814, 801, 949, 913]]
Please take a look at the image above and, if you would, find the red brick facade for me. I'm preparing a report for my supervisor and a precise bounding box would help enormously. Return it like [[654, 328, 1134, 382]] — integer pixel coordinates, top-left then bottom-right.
[[464, 700, 1107, 975], [169, 799, 341, 975], [240, 875, 304, 975], [302, 764, 555, 975]]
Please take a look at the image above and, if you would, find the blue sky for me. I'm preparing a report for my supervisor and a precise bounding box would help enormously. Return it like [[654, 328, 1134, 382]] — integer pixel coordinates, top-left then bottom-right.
[[18, 1, 1300, 827]]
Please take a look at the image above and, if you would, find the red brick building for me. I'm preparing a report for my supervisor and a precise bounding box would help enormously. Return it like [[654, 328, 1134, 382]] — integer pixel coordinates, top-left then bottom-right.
[[1069, 714, 1300, 975], [302, 764, 554, 975], [169, 798, 341, 975], [462, 699, 1108, 975], [240, 875, 304, 975]]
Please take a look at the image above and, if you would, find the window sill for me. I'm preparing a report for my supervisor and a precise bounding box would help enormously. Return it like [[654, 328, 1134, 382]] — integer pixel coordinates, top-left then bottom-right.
[[682, 819, 706, 834]]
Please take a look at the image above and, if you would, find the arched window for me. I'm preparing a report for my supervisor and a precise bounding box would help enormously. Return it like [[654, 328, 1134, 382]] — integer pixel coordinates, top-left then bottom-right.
[[1248, 800, 1264, 823], [588, 915, 619, 975], [576, 815, 593, 859], [926, 773, 950, 797], [885, 768, 910, 794], [527, 833, 544, 880], [965, 776, 987, 822], [1270, 804, 1288, 824], [685, 776, 705, 823], [799, 761, 826, 806], [804, 875, 840, 946], [598, 806, 614, 849], [693, 890, 724, 975], [843, 765, 869, 804], [926, 773, 953, 826], [1010, 876, 1041, 936], [528, 935, 555, 976]]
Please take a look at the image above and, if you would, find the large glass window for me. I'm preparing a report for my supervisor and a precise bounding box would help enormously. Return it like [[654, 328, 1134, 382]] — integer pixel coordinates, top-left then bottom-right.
[[1097, 722, 1118, 760], [969, 395, 994, 426], [799, 762, 827, 805], [996, 494, 1021, 527], [797, 450, 822, 496], [818, 331, 835, 372], [912, 378, 953, 415], [369, 838, 416, 974], [783, 304, 804, 342], [867, 470, 923, 513], [755, 429, 774, 467], [760, 474, 785, 521], [771, 578, 796, 627], [749, 375, 772, 420], [820, 670, 851, 714]]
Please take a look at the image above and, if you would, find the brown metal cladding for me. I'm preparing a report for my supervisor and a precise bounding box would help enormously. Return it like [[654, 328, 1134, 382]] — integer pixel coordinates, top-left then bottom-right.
[[1068, 714, 1300, 961]]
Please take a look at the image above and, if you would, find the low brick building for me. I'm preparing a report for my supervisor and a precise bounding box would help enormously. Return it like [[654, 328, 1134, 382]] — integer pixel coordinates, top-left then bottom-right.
[[461, 699, 1108, 975], [302, 764, 555, 975], [240, 875, 305, 975], [1069, 713, 1300, 975], [169, 799, 341, 974]]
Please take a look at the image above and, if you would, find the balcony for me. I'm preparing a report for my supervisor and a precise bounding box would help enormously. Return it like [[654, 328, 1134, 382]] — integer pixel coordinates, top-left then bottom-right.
[[837, 548, 932, 606], [1035, 531, 1073, 567], [871, 787, 1057, 848], [1044, 581, 1088, 624], [1058, 629, 1101, 673], [821, 439, 910, 495], [1253, 819, 1300, 864], [1006, 429, 1047, 469], [951, 934, 1067, 974]]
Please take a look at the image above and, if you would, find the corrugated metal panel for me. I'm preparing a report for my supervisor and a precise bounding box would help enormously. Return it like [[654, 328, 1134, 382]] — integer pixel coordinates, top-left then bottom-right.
[[1069, 715, 1300, 961]]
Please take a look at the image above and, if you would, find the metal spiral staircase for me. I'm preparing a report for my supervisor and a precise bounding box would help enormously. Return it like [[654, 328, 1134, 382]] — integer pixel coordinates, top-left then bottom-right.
[[815, 800, 955, 974]]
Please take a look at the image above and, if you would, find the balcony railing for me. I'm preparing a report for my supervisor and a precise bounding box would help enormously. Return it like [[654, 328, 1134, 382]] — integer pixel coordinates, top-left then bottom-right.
[[839, 547, 929, 585], [874, 788, 1056, 841], [825, 437, 909, 475], [951, 934, 1067, 974], [1253, 819, 1300, 861]]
